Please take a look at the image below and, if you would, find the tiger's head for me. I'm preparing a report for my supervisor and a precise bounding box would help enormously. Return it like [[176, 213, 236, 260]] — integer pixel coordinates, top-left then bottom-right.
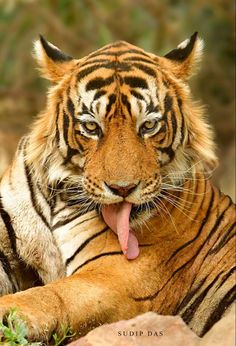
[[28, 33, 217, 257]]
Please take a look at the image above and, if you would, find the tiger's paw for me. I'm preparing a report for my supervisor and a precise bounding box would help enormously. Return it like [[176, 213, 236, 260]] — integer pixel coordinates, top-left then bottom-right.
[[0, 296, 56, 342]]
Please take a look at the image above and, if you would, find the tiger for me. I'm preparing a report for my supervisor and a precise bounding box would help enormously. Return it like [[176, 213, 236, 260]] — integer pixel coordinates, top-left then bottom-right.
[[0, 32, 235, 342]]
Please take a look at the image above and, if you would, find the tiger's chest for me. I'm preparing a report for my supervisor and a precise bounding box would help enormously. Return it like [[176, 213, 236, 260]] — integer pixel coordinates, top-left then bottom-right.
[[52, 209, 119, 276]]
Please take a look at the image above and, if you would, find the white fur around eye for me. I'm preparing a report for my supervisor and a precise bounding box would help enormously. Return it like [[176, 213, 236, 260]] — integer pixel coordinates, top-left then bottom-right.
[[78, 114, 96, 122]]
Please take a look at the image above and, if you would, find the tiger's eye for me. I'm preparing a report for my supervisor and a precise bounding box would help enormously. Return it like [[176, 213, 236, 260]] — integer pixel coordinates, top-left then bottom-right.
[[143, 120, 157, 130], [143, 120, 156, 130], [139, 119, 159, 137], [84, 122, 98, 132]]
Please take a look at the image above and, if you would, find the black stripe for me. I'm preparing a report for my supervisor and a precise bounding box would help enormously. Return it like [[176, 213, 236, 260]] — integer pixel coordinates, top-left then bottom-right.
[[0, 250, 17, 293], [62, 111, 83, 163], [0, 250, 12, 276], [132, 266, 175, 302], [87, 51, 120, 58], [123, 76, 148, 89], [106, 94, 116, 115], [157, 124, 167, 135], [167, 184, 213, 263], [181, 272, 222, 325], [200, 284, 236, 336], [92, 61, 116, 71], [81, 103, 91, 115], [63, 110, 70, 146], [88, 48, 151, 59], [130, 90, 145, 100], [51, 204, 67, 217], [177, 97, 182, 108], [24, 160, 51, 229], [132, 236, 202, 302], [146, 102, 159, 114], [85, 47, 116, 59], [77, 59, 145, 82], [170, 111, 177, 141], [55, 103, 60, 144], [67, 97, 75, 117], [132, 63, 156, 77], [0, 195, 17, 254], [208, 222, 235, 255], [94, 90, 106, 100], [162, 78, 170, 88], [136, 194, 228, 303], [201, 198, 232, 250], [124, 56, 155, 65], [169, 200, 230, 278], [74, 129, 91, 140], [52, 213, 97, 231], [121, 94, 132, 117], [77, 62, 120, 81], [132, 289, 160, 302], [174, 277, 207, 314], [116, 48, 152, 57], [164, 94, 173, 115], [72, 251, 122, 274], [48, 190, 57, 214], [158, 146, 175, 162], [66, 227, 108, 265], [139, 243, 154, 247], [64, 147, 81, 165], [86, 76, 114, 91], [80, 58, 110, 68], [177, 98, 185, 143], [218, 266, 236, 289], [115, 62, 132, 72], [77, 65, 104, 81], [180, 115, 185, 144]]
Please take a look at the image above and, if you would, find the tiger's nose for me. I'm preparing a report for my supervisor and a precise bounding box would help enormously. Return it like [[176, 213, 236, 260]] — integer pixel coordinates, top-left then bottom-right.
[[106, 182, 138, 197]]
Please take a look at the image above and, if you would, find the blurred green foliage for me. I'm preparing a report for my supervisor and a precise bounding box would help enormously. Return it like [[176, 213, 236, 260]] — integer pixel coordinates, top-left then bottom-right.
[[0, 0, 234, 151]]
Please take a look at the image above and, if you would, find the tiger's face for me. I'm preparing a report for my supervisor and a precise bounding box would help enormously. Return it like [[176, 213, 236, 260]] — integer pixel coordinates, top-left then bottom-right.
[[75, 63, 165, 207], [31, 34, 216, 228]]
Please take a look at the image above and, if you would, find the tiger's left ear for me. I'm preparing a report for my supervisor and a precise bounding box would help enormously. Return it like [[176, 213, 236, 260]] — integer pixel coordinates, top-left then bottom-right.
[[164, 32, 204, 80], [33, 36, 77, 82]]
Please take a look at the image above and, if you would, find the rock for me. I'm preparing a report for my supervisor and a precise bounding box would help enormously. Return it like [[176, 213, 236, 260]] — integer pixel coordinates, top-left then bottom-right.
[[68, 312, 200, 346], [68, 305, 236, 346]]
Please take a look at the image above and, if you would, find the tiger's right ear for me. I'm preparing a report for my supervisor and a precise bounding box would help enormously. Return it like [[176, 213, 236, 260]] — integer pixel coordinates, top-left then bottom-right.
[[33, 36, 77, 82], [163, 32, 204, 80]]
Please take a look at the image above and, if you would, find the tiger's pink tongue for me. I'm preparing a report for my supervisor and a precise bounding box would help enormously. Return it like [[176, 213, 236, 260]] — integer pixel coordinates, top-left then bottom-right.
[[101, 202, 139, 259]]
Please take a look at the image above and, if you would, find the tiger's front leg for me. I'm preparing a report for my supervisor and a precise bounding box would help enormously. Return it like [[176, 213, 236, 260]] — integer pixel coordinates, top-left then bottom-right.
[[0, 259, 148, 342]]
